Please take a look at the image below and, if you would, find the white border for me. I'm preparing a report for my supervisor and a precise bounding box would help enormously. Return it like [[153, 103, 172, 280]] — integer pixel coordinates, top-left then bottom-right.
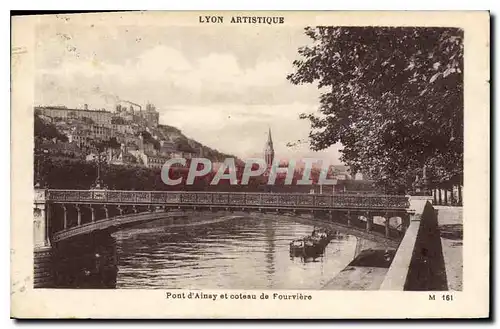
[[4, 1, 496, 327]]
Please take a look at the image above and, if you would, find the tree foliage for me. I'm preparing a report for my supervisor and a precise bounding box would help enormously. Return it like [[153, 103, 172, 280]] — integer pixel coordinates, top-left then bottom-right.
[[34, 114, 68, 142], [38, 157, 337, 193], [139, 131, 161, 150], [288, 27, 463, 192], [175, 138, 195, 153], [90, 137, 121, 152]]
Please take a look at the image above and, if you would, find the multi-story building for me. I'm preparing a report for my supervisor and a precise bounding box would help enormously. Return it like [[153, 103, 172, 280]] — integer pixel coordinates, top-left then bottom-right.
[[143, 152, 170, 169], [113, 123, 135, 135], [127, 149, 168, 169], [36, 105, 113, 125], [115, 134, 141, 149], [113, 102, 159, 127], [67, 124, 112, 150], [68, 127, 92, 149], [140, 103, 160, 127], [106, 144, 138, 166], [90, 124, 112, 140]]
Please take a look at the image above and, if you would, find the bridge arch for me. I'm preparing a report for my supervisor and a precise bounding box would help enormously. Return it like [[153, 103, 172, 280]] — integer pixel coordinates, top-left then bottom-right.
[[35, 189, 411, 246]]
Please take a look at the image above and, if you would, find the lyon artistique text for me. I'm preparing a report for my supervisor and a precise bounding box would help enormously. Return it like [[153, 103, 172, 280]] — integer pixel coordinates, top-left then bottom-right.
[[199, 15, 285, 24]]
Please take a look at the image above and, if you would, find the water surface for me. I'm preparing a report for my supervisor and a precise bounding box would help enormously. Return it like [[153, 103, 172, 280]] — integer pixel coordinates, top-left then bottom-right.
[[113, 215, 357, 289]]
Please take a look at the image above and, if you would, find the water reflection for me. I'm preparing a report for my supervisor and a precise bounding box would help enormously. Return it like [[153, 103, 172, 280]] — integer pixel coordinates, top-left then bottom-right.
[[53, 231, 118, 289], [53, 215, 358, 289]]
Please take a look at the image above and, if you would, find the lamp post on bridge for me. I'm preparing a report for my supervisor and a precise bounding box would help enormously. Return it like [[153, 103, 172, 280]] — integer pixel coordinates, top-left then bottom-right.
[[92, 150, 108, 190]]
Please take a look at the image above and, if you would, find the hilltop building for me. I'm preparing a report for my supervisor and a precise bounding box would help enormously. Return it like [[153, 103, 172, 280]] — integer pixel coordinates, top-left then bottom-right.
[[36, 105, 113, 125], [35, 100, 221, 172], [114, 102, 159, 127], [142, 103, 160, 127]]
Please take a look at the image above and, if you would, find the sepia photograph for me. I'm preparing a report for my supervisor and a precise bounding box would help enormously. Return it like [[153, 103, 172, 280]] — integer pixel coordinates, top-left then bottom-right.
[[11, 11, 489, 318]]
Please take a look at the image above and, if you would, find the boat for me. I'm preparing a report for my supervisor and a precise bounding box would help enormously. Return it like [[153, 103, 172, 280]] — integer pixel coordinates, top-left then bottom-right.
[[289, 239, 305, 255], [289, 228, 336, 257], [310, 228, 333, 248], [289, 238, 323, 257]]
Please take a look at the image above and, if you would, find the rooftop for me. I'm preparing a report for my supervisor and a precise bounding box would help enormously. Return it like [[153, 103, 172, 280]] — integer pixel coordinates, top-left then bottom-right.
[[36, 106, 112, 114]]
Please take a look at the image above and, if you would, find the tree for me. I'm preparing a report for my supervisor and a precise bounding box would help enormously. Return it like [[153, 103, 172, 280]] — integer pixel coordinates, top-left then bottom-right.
[[91, 137, 121, 152], [287, 27, 463, 192], [34, 114, 68, 142], [139, 131, 161, 150], [175, 138, 195, 153]]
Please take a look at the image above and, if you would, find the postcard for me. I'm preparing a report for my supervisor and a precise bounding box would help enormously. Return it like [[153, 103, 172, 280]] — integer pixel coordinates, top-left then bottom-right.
[[11, 11, 489, 319]]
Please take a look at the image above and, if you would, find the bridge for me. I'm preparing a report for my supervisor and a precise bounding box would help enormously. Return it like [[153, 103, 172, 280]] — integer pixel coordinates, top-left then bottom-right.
[[33, 188, 417, 288]]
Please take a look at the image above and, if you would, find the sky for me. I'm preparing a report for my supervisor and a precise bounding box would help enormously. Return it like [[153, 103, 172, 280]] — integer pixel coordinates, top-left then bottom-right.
[[34, 17, 343, 164]]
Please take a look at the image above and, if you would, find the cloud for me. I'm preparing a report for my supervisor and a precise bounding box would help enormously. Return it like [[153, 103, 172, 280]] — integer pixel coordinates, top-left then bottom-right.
[[159, 103, 342, 163], [34, 42, 337, 162], [134, 46, 193, 78], [36, 45, 304, 107]]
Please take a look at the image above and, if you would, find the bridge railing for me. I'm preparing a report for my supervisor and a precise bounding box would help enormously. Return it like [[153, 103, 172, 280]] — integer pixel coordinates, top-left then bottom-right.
[[44, 189, 410, 210]]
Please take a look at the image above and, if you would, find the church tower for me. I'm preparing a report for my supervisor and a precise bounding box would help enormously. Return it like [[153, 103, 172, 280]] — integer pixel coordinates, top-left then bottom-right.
[[264, 127, 275, 170]]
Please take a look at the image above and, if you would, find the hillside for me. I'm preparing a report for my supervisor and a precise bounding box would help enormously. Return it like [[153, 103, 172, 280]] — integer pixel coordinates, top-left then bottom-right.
[[156, 124, 237, 162], [34, 113, 237, 163]]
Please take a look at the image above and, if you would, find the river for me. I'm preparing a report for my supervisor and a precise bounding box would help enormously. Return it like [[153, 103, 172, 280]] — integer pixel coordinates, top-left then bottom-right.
[[52, 214, 359, 289], [113, 215, 357, 289]]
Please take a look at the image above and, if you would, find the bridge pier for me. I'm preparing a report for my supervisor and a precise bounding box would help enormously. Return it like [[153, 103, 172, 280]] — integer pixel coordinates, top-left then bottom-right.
[[385, 212, 391, 238], [89, 206, 95, 222], [76, 205, 81, 226], [103, 205, 109, 219], [62, 204, 68, 230], [34, 246, 53, 288], [34, 203, 50, 248], [34, 189, 53, 288], [365, 212, 373, 232]]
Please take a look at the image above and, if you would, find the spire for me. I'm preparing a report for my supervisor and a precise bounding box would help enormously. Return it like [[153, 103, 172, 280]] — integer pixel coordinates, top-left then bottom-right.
[[267, 127, 273, 148], [264, 127, 275, 170]]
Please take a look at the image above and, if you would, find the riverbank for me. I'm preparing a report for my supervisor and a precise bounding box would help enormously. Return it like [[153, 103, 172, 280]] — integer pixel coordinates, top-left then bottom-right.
[[322, 247, 395, 290], [435, 206, 463, 291], [324, 205, 464, 291]]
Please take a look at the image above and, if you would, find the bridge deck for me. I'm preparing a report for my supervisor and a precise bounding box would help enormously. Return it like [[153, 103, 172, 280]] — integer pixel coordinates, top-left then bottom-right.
[[40, 189, 410, 211], [36, 189, 411, 245], [52, 209, 403, 248]]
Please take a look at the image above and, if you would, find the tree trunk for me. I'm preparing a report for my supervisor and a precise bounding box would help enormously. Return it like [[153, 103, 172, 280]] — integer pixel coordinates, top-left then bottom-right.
[[458, 185, 462, 206]]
